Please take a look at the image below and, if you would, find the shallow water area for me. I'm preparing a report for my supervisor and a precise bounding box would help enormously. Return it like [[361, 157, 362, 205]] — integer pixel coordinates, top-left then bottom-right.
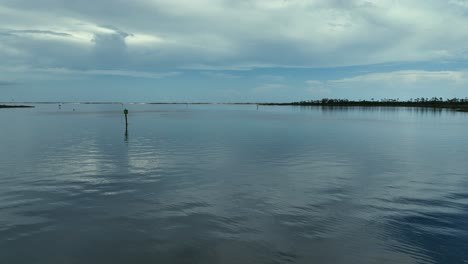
[[1, 104, 467, 264]]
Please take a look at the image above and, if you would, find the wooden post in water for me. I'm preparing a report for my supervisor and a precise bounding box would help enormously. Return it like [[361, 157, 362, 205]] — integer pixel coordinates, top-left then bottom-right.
[[124, 108, 129, 130]]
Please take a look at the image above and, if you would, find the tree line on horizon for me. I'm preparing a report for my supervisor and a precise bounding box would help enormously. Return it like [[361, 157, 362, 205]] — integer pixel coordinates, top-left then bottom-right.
[[262, 97, 468, 108]]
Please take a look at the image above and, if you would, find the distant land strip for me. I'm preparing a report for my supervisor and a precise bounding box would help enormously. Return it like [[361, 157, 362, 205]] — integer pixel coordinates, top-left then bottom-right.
[[259, 98, 468, 112], [2, 98, 468, 112], [0, 102, 258, 105], [0, 104, 34, 108]]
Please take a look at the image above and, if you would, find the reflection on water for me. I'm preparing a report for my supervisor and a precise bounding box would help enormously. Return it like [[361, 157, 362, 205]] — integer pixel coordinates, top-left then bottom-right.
[[0, 104, 467, 264], [294, 105, 455, 115]]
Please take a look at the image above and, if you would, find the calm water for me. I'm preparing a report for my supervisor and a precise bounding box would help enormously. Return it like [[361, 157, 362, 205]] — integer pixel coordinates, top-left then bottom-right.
[[1, 104, 467, 264]]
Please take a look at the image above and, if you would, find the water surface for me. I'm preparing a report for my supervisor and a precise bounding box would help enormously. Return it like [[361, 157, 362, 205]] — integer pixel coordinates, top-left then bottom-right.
[[1, 104, 467, 263]]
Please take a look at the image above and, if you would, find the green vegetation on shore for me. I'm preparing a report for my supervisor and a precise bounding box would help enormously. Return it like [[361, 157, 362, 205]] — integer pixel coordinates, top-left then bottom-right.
[[260, 97, 468, 111]]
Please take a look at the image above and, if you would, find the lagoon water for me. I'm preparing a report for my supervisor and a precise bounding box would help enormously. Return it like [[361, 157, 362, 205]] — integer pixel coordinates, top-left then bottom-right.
[[1, 104, 467, 264]]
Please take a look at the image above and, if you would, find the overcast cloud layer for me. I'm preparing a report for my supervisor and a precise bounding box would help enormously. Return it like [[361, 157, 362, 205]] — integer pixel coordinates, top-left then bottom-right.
[[1, 0, 468, 102]]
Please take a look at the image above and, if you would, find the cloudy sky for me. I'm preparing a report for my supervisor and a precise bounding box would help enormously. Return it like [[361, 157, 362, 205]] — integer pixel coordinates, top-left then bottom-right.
[[1, 0, 468, 102]]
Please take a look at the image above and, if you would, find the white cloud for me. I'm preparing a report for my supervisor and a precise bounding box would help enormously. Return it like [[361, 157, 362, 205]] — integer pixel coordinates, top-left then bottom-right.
[[1, 0, 468, 74], [201, 72, 240, 79], [126, 34, 163, 47], [306, 70, 468, 99], [329, 70, 468, 85], [0, 66, 180, 80]]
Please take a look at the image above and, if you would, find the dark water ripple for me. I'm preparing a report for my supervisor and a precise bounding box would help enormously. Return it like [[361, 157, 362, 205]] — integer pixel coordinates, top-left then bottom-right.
[[1, 104, 468, 263]]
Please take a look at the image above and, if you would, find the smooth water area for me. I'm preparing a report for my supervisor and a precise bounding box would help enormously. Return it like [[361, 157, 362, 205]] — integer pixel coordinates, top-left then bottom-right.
[[1, 104, 467, 264]]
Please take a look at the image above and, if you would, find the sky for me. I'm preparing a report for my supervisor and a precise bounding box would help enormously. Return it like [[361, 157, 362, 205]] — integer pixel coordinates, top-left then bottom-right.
[[1, 0, 468, 102]]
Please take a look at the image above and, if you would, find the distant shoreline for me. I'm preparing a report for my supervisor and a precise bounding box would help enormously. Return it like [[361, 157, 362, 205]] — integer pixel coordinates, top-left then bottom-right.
[[259, 98, 468, 112], [0, 104, 34, 108], [1, 100, 468, 112], [0, 102, 257, 105], [259, 102, 468, 111]]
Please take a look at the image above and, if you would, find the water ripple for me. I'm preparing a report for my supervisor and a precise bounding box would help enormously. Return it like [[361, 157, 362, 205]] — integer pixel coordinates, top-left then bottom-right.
[[1, 104, 468, 263]]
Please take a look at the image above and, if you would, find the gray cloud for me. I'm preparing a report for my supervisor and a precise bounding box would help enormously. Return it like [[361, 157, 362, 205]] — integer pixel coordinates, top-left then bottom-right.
[[98, 25, 132, 38], [7, 29, 72, 37], [1, 0, 468, 80], [92, 32, 128, 66], [0, 32, 15, 37]]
